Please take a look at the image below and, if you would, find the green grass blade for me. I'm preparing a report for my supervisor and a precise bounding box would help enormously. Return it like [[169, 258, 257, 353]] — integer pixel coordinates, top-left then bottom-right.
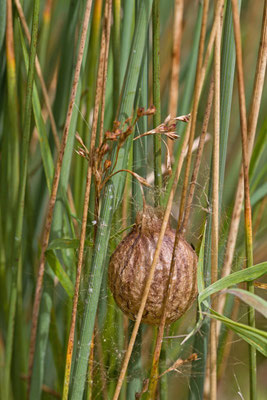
[[19, 24, 54, 191], [4, 1, 40, 397], [152, 0, 162, 205], [198, 262, 267, 308], [46, 250, 74, 298], [219, 0, 241, 203], [225, 288, 267, 318], [113, 0, 121, 113], [70, 182, 115, 399], [207, 310, 267, 357], [111, 0, 154, 209], [164, 2, 203, 205], [29, 274, 53, 400], [120, 0, 135, 82], [47, 238, 92, 250], [0, 0, 6, 50]]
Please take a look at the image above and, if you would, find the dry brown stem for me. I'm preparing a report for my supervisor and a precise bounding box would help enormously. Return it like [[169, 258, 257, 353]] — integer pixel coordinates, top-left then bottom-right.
[[15, 0, 78, 230], [112, 1, 225, 398], [217, 0, 267, 316], [62, 0, 112, 397], [28, 0, 93, 389], [167, 0, 184, 155], [210, 12, 221, 400], [145, 0, 212, 397]]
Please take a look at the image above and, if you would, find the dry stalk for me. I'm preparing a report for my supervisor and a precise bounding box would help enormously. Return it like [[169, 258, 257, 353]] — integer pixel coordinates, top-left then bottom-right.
[[231, 0, 256, 397], [210, 13, 221, 400], [199, 0, 224, 93], [62, 1, 112, 398], [28, 0, 93, 389], [146, 2, 210, 396], [217, 298, 240, 383], [177, 0, 210, 228], [112, 1, 227, 397], [167, 0, 184, 156], [15, 0, 78, 230], [99, 0, 112, 144], [217, 194, 267, 383], [111, 122, 191, 400], [148, 84, 214, 400], [148, 0, 226, 396], [112, 4, 217, 399], [166, 0, 223, 195], [217, 0, 267, 315], [87, 332, 95, 400], [95, 323, 109, 400], [182, 79, 214, 230], [136, 354, 198, 398]]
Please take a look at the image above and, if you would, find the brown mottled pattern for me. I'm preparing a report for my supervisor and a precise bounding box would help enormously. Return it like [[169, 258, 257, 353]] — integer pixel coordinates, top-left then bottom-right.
[[108, 208, 198, 325]]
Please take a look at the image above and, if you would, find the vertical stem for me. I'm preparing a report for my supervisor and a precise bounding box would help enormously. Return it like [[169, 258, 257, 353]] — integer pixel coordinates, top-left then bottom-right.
[[176, 0, 210, 226], [113, 0, 121, 114], [39, 0, 53, 70], [231, 0, 256, 398], [217, 0, 266, 322], [5, 0, 40, 398], [120, 0, 135, 81], [152, 0, 162, 205], [29, 0, 93, 389], [70, 183, 115, 400], [168, 0, 184, 156], [210, 14, 221, 400], [62, 1, 112, 398]]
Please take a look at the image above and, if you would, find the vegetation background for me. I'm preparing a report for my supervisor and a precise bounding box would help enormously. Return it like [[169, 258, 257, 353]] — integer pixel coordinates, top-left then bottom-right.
[[0, 0, 266, 399]]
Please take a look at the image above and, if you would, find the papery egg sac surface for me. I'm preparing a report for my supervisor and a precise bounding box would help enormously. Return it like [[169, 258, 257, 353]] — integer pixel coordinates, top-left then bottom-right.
[[108, 207, 198, 325]]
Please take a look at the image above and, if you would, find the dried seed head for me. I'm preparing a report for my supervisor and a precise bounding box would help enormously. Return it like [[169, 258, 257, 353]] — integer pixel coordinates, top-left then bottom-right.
[[108, 207, 198, 325]]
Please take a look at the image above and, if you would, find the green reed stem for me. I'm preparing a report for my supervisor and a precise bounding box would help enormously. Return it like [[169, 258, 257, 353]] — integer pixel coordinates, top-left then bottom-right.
[[70, 183, 115, 399], [152, 0, 162, 206], [4, 1, 40, 398], [113, 0, 121, 114]]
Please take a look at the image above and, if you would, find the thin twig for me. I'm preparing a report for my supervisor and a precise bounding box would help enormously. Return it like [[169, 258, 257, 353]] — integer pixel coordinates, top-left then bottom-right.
[[231, 0, 256, 398], [15, 0, 78, 229], [147, 2, 211, 396], [218, 0, 267, 315], [152, 0, 162, 205], [177, 0, 210, 228], [28, 0, 93, 389], [62, 1, 112, 398], [182, 79, 214, 231], [167, 0, 184, 156], [210, 12, 221, 400]]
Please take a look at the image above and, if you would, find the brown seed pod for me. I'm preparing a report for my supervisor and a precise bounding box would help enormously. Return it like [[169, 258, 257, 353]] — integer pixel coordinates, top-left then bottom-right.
[[108, 207, 198, 325]]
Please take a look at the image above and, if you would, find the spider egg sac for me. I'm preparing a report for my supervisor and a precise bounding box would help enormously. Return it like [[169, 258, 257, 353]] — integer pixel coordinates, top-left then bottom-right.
[[108, 207, 198, 325]]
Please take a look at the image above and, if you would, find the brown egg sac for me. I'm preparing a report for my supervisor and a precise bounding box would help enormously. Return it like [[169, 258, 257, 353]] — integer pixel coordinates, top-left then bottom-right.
[[108, 207, 198, 325]]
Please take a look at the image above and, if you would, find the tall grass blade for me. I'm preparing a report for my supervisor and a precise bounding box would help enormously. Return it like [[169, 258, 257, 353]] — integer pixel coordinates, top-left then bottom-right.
[[70, 182, 115, 399], [4, 1, 40, 397], [152, 0, 162, 205]]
